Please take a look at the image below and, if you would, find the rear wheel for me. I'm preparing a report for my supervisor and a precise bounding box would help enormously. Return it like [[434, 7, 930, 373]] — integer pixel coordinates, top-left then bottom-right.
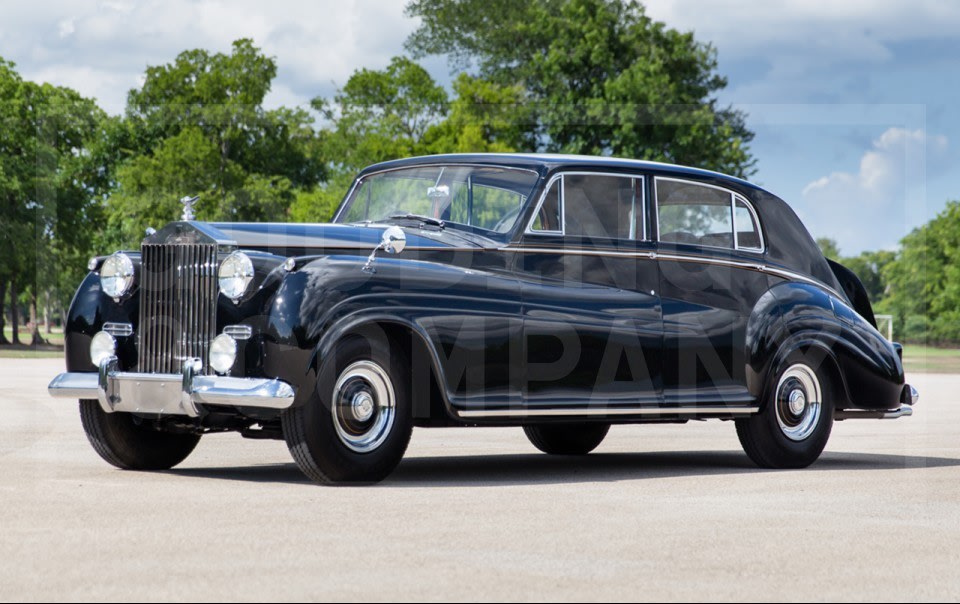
[[282, 333, 413, 485], [523, 423, 610, 455], [79, 400, 201, 470], [736, 358, 834, 469]]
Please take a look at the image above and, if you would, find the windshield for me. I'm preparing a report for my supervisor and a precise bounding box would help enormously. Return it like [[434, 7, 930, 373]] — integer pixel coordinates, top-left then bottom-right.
[[335, 165, 540, 235]]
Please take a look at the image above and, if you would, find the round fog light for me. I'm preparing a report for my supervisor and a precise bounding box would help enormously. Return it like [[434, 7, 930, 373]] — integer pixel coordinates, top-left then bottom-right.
[[210, 333, 237, 374], [89, 331, 116, 366]]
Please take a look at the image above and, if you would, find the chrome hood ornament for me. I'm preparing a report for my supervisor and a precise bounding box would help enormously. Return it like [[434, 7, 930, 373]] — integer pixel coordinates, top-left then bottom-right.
[[180, 195, 199, 221]]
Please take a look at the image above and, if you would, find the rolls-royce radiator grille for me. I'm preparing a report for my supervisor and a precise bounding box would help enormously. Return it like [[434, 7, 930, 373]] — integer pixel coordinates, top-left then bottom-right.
[[138, 242, 218, 374]]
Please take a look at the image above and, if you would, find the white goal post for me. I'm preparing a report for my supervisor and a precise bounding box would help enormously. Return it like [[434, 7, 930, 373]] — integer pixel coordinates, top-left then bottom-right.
[[875, 314, 894, 342]]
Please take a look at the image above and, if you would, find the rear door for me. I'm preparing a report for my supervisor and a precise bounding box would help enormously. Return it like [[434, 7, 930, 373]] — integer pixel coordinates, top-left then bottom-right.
[[653, 177, 770, 408]]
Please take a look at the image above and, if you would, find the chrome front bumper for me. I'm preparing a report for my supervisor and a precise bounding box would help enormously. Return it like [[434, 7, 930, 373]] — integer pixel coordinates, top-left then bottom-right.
[[47, 356, 295, 418]]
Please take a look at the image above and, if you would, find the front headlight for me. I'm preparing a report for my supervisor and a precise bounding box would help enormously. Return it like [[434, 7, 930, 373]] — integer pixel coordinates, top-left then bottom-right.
[[209, 333, 238, 374], [100, 252, 135, 298], [218, 251, 254, 300], [89, 331, 116, 366]]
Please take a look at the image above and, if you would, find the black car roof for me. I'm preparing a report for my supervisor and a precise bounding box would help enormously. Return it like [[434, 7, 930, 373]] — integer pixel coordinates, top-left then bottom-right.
[[358, 153, 764, 194]]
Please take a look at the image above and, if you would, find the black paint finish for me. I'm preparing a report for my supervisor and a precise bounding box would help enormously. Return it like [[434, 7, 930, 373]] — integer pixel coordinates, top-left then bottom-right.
[[63, 153, 907, 426]]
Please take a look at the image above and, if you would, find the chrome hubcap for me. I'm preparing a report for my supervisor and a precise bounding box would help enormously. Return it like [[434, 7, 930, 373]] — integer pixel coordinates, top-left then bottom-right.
[[775, 364, 822, 442], [352, 392, 375, 422], [788, 389, 807, 416], [331, 360, 396, 453]]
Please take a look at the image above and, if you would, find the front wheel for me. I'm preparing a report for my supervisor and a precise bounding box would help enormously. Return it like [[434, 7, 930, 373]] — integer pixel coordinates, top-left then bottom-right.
[[282, 334, 413, 485], [79, 400, 201, 470], [523, 423, 610, 455], [736, 359, 834, 469]]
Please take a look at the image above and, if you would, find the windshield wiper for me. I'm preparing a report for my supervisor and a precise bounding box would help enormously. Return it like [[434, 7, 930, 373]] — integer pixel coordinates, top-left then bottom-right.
[[387, 213, 445, 229]]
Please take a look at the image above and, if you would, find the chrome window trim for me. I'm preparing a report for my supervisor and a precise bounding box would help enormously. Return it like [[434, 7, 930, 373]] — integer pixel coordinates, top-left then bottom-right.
[[733, 195, 765, 252], [332, 163, 540, 224], [654, 176, 766, 254], [525, 173, 564, 235], [524, 171, 648, 241]]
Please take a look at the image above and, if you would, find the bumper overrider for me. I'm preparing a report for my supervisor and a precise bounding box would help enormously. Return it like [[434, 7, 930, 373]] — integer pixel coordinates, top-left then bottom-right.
[[47, 356, 296, 418]]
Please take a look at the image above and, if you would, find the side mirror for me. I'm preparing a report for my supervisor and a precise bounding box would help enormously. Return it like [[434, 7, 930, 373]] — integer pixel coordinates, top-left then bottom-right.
[[363, 226, 407, 273], [381, 225, 406, 255]]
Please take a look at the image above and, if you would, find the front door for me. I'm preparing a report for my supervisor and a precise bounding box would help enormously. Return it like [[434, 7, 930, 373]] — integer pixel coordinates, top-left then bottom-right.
[[515, 172, 663, 412]]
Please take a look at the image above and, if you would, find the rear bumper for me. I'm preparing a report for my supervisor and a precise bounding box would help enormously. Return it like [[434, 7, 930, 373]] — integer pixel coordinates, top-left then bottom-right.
[[835, 383, 917, 421], [47, 356, 295, 418]]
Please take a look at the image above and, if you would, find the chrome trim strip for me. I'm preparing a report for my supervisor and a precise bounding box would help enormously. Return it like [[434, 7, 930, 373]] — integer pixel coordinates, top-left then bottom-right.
[[499, 245, 843, 298], [834, 406, 913, 420], [457, 406, 759, 419]]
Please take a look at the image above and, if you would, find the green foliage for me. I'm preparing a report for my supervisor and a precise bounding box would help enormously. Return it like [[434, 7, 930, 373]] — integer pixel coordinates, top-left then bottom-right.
[[405, 0, 755, 177], [816, 237, 840, 261], [108, 39, 325, 247], [313, 56, 448, 172], [424, 74, 534, 153], [882, 201, 960, 344], [0, 57, 110, 327], [843, 249, 894, 307]]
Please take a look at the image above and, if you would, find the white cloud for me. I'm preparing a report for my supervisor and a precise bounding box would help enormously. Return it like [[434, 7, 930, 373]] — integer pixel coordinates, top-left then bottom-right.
[[644, 0, 960, 102], [1, 0, 422, 114], [799, 127, 948, 253]]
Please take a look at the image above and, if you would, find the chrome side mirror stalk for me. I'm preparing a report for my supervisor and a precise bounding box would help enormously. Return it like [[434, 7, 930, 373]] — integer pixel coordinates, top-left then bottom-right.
[[362, 226, 406, 274]]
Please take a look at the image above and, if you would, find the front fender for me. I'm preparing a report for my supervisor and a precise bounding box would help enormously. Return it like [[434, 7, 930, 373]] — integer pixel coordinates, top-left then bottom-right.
[[261, 254, 523, 414], [64, 271, 141, 372]]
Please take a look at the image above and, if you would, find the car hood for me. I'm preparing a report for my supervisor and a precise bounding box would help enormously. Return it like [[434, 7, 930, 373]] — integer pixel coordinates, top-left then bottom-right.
[[208, 222, 492, 256]]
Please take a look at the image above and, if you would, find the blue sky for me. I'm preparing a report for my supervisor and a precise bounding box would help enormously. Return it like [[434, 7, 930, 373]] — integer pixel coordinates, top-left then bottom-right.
[[2, 0, 956, 255]]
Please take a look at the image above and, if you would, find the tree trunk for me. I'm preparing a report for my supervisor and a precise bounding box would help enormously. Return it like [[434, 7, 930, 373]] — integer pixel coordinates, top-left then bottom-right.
[[29, 292, 44, 346], [44, 289, 51, 334], [9, 278, 20, 345], [0, 279, 8, 345]]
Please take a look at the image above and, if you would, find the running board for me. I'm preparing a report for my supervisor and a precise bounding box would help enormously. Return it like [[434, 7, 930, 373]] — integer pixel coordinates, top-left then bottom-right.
[[456, 406, 759, 419]]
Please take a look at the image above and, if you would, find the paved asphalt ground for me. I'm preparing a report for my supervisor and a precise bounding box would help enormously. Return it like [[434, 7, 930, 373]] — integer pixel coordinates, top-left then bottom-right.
[[1, 358, 959, 601]]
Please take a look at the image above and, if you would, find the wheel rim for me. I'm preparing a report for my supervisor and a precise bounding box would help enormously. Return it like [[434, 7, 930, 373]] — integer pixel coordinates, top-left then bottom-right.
[[331, 360, 396, 453], [774, 364, 822, 442]]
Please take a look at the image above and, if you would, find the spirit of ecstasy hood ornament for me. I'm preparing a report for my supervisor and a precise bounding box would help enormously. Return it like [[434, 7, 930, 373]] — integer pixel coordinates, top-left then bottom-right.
[[180, 195, 199, 221]]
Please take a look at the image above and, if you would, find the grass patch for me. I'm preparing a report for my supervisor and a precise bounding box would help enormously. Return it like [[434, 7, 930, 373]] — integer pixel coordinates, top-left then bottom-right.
[[901, 345, 960, 374], [0, 349, 63, 359], [2, 326, 64, 346]]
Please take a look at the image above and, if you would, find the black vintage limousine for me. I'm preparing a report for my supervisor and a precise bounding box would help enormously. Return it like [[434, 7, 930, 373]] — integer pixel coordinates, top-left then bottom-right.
[[49, 153, 916, 484]]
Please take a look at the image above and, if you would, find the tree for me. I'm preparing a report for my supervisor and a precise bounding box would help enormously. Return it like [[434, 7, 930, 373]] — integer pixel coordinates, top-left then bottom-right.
[[843, 249, 894, 307], [107, 39, 325, 247], [312, 56, 449, 174], [424, 73, 534, 153], [0, 58, 108, 345], [405, 0, 755, 177], [883, 201, 960, 344], [816, 237, 840, 261]]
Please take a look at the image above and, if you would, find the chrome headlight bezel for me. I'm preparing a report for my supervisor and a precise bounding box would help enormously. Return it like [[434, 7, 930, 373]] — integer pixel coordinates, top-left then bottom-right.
[[99, 252, 135, 299], [218, 251, 255, 301]]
